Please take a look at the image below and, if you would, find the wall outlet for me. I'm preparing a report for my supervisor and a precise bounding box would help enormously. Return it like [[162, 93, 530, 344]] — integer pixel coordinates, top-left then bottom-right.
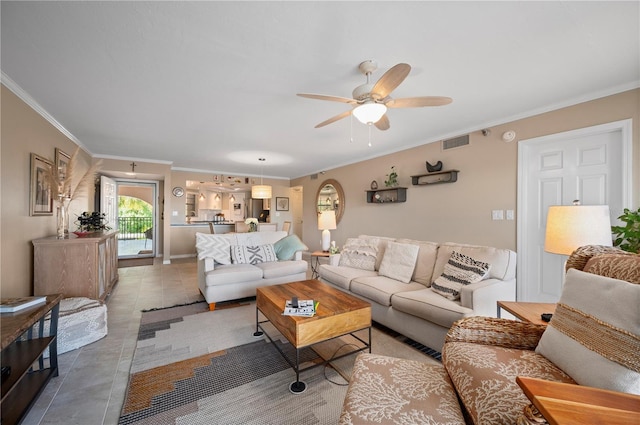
[[172, 210, 178, 217], [506, 210, 515, 220], [491, 210, 504, 220]]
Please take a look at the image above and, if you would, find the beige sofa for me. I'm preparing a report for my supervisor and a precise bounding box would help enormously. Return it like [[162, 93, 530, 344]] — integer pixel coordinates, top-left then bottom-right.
[[340, 246, 640, 425], [195, 231, 308, 310], [318, 235, 517, 352]]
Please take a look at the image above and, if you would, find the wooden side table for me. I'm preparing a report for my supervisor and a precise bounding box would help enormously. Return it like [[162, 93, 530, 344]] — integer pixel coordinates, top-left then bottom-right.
[[497, 301, 557, 326], [310, 251, 330, 279], [517, 376, 640, 425]]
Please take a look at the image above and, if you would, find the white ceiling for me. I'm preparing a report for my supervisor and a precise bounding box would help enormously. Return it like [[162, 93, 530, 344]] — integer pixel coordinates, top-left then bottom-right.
[[2, 1, 639, 180]]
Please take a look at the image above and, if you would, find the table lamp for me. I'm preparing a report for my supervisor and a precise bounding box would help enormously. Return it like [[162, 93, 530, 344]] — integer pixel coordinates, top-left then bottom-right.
[[318, 210, 337, 251], [544, 203, 612, 256]]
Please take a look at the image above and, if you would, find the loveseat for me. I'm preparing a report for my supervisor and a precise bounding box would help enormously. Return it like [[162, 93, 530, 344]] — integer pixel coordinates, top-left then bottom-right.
[[340, 246, 640, 425], [318, 235, 517, 352], [195, 231, 308, 310]]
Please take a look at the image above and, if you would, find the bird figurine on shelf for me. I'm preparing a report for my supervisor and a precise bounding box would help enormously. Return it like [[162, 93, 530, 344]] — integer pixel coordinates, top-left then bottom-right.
[[426, 160, 443, 173]]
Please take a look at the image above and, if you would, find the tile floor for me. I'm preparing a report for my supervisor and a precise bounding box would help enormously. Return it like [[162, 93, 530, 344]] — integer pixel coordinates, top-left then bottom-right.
[[23, 256, 317, 425], [22, 257, 204, 425]]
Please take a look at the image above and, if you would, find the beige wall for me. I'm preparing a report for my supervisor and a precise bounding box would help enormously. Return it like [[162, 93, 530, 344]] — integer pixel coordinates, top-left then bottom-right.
[[293, 89, 639, 252], [1, 85, 93, 297]]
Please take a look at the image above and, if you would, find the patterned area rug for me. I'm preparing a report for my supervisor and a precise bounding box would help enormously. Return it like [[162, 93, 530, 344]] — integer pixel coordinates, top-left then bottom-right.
[[119, 300, 440, 424]]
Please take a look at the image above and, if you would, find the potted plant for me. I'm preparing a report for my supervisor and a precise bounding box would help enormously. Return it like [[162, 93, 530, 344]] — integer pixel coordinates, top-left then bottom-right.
[[384, 166, 399, 187], [75, 211, 111, 236], [245, 217, 258, 232], [611, 207, 640, 253]]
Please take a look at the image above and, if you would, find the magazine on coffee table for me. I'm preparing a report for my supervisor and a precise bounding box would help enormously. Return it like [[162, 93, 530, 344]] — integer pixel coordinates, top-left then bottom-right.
[[283, 299, 318, 317], [0, 296, 47, 313]]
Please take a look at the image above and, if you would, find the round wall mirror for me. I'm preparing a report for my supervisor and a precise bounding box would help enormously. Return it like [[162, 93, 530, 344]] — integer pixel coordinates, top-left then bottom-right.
[[316, 179, 345, 225]]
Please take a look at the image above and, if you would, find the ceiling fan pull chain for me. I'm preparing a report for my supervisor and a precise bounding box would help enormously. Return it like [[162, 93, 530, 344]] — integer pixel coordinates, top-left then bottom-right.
[[368, 123, 373, 147], [350, 113, 354, 143]]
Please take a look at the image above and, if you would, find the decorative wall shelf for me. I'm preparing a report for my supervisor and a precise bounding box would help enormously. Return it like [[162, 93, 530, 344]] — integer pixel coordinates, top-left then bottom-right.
[[411, 170, 459, 186], [366, 187, 407, 204]]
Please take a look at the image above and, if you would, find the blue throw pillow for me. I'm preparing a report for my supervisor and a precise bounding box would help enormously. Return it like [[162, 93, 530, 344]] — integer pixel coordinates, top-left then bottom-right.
[[273, 234, 308, 261]]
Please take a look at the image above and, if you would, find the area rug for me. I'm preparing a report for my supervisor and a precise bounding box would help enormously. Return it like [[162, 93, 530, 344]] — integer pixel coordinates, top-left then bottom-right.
[[119, 300, 440, 424]]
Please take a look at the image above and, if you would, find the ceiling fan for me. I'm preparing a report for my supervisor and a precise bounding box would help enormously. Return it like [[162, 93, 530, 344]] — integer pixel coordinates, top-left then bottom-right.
[[297, 60, 452, 131]]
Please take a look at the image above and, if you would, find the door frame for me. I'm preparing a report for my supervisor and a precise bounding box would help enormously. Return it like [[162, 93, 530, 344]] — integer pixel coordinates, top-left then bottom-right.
[[516, 119, 633, 301], [114, 179, 159, 259]]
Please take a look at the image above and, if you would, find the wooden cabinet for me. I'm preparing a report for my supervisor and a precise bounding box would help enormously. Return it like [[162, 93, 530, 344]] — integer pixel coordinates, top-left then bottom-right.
[[411, 170, 459, 186], [1, 294, 63, 425], [366, 187, 407, 203], [33, 231, 119, 301]]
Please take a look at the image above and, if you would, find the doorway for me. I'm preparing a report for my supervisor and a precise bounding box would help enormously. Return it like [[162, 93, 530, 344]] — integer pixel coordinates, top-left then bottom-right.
[[516, 119, 632, 302]]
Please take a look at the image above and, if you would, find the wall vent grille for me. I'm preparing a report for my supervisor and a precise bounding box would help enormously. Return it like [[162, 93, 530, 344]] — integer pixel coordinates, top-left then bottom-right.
[[442, 135, 470, 150], [310, 173, 318, 180]]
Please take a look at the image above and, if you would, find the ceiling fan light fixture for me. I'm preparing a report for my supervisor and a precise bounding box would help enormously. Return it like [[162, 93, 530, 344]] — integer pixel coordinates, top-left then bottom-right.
[[251, 157, 272, 199], [353, 103, 387, 125]]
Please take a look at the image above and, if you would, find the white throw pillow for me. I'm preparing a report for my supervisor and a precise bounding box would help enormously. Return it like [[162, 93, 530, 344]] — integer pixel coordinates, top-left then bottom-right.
[[378, 242, 420, 283], [431, 251, 490, 300], [195, 233, 231, 264], [535, 268, 640, 394], [231, 244, 277, 265], [338, 238, 378, 271]]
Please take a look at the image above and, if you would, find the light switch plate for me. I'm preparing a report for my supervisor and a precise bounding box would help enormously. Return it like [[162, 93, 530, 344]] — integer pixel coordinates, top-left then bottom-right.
[[506, 210, 515, 220], [492, 210, 504, 220]]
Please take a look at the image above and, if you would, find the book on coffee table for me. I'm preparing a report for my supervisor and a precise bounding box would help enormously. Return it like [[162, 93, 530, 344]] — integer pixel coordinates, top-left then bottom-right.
[[283, 299, 318, 317], [0, 296, 47, 313]]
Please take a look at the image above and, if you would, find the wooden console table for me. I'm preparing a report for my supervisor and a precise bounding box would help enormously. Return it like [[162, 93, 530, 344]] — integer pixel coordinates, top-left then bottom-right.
[[517, 376, 640, 425], [1, 294, 63, 425]]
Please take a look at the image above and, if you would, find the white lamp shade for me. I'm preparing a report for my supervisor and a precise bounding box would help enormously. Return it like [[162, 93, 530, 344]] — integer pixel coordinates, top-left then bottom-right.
[[251, 185, 272, 199], [352, 103, 387, 124], [318, 211, 337, 230], [544, 205, 612, 255]]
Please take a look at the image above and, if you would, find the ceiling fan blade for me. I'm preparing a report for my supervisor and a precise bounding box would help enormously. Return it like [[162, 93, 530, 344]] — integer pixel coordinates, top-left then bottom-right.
[[297, 93, 356, 104], [374, 114, 390, 131], [371, 63, 411, 99], [387, 96, 453, 108], [315, 109, 352, 128]]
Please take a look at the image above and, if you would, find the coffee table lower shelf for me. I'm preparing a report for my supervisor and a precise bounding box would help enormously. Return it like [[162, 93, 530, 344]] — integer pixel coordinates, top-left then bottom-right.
[[254, 312, 371, 394]]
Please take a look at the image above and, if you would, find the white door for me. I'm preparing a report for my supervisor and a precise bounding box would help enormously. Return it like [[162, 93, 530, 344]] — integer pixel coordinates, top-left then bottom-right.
[[517, 120, 632, 302], [100, 175, 118, 231], [291, 186, 303, 239]]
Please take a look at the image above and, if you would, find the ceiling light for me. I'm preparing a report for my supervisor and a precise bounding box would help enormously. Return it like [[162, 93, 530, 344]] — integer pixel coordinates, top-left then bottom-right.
[[352, 102, 387, 125], [251, 158, 272, 199]]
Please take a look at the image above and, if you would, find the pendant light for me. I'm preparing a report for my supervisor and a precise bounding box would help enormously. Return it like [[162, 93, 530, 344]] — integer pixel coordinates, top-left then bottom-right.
[[251, 158, 272, 199]]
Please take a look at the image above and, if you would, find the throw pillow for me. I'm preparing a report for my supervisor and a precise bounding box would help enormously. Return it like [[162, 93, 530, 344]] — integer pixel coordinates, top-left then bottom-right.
[[338, 237, 378, 271], [378, 242, 420, 283], [231, 244, 277, 265], [195, 233, 231, 264], [535, 268, 640, 394], [431, 251, 490, 300], [273, 234, 309, 261], [583, 253, 640, 284]]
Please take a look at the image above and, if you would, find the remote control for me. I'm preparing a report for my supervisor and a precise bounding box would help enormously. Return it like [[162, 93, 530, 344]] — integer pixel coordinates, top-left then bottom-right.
[[541, 313, 553, 322], [291, 297, 299, 308]]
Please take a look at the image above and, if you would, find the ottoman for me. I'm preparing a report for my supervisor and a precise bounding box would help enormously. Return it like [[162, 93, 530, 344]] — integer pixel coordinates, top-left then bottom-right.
[[339, 353, 465, 424], [37, 297, 108, 357]]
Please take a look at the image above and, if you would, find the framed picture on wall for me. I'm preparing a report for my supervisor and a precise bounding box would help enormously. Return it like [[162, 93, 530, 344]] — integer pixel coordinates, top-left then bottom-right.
[[276, 197, 289, 211], [30, 153, 54, 216]]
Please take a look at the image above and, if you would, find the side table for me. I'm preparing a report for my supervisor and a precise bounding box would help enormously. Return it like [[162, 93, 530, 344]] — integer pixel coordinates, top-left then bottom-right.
[[497, 301, 557, 326], [310, 251, 330, 279], [1, 294, 63, 425]]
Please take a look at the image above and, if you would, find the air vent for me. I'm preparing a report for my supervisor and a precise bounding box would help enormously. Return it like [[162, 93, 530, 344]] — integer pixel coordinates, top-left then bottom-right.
[[310, 173, 318, 180], [442, 135, 469, 150]]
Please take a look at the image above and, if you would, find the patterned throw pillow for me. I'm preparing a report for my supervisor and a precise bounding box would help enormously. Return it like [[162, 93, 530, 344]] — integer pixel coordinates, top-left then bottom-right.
[[231, 244, 277, 265], [195, 233, 231, 264], [431, 251, 490, 300], [583, 253, 640, 284], [338, 238, 378, 271]]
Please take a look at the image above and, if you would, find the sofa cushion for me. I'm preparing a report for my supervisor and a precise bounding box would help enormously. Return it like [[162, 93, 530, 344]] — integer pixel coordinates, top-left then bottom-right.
[[378, 242, 419, 283], [535, 268, 640, 394], [339, 237, 378, 271], [339, 353, 465, 425], [204, 264, 263, 286], [391, 288, 473, 328], [231, 244, 277, 265], [256, 259, 308, 279], [431, 251, 490, 300], [583, 253, 640, 284], [443, 341, 575, 425], [195, 232, 232, 264], [396, 239, 439, 286], [318, 264, 378, 290], [434, 242, 515, 281], [232, 230, 287, 246], [350, 276, 424, 307], [273, 234, 308, 261], [358, 235, 396, 270]]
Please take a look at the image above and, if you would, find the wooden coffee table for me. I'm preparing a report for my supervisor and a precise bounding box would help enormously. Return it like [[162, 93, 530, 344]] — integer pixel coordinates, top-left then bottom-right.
[[497, 301, 557, 326], [255, 279, 371, 393]]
